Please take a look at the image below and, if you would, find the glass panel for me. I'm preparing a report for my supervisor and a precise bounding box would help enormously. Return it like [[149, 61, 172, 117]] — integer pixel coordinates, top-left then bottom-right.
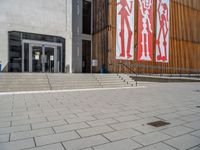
[[9, 32, 22, 72], [83, 0, 92, 34], [45, 47, 54, 73], [22, 33, 65, 44], [57, 46, 62, 73], [32, 46, 43, 72], [82, 40, 91, 73], [24, 43, 29, 72]]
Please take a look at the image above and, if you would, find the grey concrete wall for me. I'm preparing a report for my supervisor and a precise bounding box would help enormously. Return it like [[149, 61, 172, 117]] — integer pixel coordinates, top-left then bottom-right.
[[0, 0, 73, 72], [72, 0, 93, 73], [72, 0, 83, 73]]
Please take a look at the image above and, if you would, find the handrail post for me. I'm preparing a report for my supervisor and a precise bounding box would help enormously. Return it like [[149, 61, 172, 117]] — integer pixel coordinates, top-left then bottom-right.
[[136, 65, 139, 87], [136, 72, 138, 87]]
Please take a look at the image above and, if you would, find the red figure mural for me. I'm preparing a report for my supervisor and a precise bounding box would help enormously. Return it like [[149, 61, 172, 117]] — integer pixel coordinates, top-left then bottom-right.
[[138, 0, 154, 61], [116, 0, 134, 60], [156, 0, 170, 62]]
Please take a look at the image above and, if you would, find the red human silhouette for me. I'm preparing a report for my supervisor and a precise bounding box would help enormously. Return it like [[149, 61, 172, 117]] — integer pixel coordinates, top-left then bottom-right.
[[138, 0, 153, 61], [156, 0, 169, 61], [117, 0, 133, 58]]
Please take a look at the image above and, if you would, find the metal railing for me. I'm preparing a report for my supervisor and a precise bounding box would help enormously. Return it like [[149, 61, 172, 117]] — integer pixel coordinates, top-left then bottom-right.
[[109, 61, 139, 86], [109, 60, 200, 84]]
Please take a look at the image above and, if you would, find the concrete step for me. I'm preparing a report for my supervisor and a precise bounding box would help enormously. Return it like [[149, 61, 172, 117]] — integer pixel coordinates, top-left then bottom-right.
[[50, 79, 96, 81], [96, 79, 123, 81], [100, 83, 129, 86], [0, 73, 136, 92], [0, 87, 50, 92], [102, 85, 132, 88], [0, 86, 50, 89], [95, 74, 120, 76], [96, 77, 122, 79], [52, 86, 102, 90], [51, 83, 101, 87], [49, 79, 97, 81], [51, 81, 99, 84], [98, 81, 123, 84], [0, 80, 48, 83], [97, 80, 125, 83]]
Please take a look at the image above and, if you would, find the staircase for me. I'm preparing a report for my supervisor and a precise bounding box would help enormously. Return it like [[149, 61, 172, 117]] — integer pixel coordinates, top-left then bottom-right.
[[48, 74, 101, 90], [0, 73, 135, 92], [0, 73, 50, 92], [94, 74, 134, 88]]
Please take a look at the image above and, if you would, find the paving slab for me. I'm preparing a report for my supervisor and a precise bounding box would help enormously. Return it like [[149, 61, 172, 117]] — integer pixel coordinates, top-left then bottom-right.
[[0, 138, 35, 150], [164, 134, 200, 150], [62, 135, 109, 150], [136, 142, 176, 150], [93, 139, 142, 150], [10, 128, 54, 141], [0, 82, 199, 150], [35, 131, 80, 146], [0, 134, 9, 143], [77, 126, 114, 137], [132, 131, 171, 146], [26, 143, 65, 150], [103, 129, 142, 142], [161, 126, 194, 137]]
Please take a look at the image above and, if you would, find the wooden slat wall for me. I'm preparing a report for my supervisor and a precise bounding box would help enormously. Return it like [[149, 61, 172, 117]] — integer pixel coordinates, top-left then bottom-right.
[[93, 0, 200, 73], [92, 0, 109, 72]]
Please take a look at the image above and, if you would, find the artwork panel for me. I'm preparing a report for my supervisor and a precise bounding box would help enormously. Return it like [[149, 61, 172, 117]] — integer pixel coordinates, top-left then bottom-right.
[[116, 0, 135, 60], [156, 0, 170, 63], [137, 0, 154, 61]]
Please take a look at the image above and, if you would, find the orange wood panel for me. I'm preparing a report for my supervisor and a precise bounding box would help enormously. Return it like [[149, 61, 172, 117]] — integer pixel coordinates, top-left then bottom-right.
[[92, 0, 200, 74]]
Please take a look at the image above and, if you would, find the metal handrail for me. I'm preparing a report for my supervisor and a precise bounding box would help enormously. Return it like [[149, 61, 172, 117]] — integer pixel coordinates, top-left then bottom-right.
[[119, 62, 136, 74], [120, 62, 138, 86], [110, 61, 138, 86], [110, 60, 200, 77], [109, 60, 200, 85]]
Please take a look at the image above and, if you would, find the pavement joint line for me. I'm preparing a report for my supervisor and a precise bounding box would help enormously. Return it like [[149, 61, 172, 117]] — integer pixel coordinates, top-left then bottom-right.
[[33, 137, 37, 147], [0, 86, 146, 96], [133, 141, 179, 150], [188, 145, 200, 150], [101, 134, 112, 142], [84, 121, 93, 128], [162, 141, 181, 150], [61, 142, 67, 150]]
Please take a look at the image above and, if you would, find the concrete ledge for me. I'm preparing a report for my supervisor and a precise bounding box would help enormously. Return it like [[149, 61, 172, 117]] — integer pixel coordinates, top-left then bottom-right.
[[130, 75, 200, 82]]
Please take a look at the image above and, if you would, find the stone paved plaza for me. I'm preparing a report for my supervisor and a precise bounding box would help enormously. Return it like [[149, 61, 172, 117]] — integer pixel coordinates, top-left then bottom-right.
[[0, 82, 200, 150]]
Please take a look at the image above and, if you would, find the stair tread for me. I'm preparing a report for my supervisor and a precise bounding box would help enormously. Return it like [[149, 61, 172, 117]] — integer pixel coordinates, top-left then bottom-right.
[[0, 74, 135, 92]]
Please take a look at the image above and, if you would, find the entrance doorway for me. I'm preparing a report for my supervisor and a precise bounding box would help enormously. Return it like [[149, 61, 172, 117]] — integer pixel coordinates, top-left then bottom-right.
[[31, 45, 56, 73], [22, 40, 63, 73], [82, 40, 91, 73]]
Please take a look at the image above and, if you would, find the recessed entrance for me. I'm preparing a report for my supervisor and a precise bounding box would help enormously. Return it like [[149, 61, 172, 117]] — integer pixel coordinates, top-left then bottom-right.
[[8, 32, 65, 73], [30, 46, 56, 73], [22, 40, 63, 73], [82, 40, 91, 73]]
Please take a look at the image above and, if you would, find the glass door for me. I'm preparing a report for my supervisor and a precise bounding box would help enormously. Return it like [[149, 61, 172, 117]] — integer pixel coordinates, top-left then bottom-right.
[[44, 47, 56, 73], [57, 46, 62, 73], [30, 46, 43, 72], [24, 41, 63, 73]]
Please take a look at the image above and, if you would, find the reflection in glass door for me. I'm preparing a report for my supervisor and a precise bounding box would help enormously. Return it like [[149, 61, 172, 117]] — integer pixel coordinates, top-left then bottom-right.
[[57, 46, 62, 73], [32, 46, 43, 72], [44, 47, 55, 73]]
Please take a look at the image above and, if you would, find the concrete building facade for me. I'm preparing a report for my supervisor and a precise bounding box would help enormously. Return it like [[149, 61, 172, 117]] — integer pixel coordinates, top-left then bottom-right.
[[0, 0, 92, 73], [1, 0, 199, 74]]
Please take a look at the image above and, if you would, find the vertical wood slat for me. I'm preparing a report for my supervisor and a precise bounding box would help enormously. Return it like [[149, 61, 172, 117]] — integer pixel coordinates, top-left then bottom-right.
[[93, 0, 200, 73]]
